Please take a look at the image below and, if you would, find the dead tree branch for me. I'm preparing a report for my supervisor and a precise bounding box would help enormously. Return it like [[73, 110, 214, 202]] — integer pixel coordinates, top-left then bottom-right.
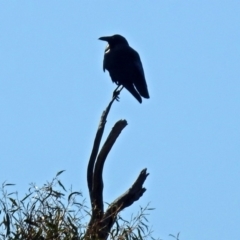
[[85, 88, 149, 240]]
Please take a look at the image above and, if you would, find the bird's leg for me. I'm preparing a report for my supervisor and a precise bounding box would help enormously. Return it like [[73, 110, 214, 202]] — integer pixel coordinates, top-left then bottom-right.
[[112, 85, 124, 101]]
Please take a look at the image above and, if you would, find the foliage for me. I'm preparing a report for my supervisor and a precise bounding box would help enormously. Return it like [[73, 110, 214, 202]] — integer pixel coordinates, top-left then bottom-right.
[[0, 171, 158, 240]]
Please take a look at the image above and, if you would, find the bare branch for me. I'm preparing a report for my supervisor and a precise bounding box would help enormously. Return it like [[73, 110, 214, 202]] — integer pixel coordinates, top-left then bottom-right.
[[86, 87, 149, 240], [87, 88, 122, 203], [99, 168, 149, 238], [92, 120, 127, 218]]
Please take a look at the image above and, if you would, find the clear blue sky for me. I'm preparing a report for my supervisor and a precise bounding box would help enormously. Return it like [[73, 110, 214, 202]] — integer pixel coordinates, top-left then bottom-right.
[[0, 1, 240, 239]]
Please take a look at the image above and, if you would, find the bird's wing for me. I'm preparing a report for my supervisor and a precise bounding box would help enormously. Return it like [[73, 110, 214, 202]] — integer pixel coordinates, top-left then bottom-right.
[[126, 47, 150, 99], [102, 45, 150, 99]]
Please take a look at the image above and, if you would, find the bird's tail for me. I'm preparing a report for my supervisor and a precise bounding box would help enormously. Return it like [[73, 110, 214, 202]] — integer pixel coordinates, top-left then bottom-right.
[[124, 84, 142, 103], [136, 82, 150, 99]]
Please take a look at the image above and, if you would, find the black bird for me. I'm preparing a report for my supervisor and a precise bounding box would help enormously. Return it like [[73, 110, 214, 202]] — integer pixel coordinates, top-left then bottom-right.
[[99, 34, 150, 103]]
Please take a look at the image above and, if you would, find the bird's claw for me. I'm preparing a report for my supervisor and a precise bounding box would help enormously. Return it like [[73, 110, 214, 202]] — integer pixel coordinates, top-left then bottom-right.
[[113, 89, 121, 101]]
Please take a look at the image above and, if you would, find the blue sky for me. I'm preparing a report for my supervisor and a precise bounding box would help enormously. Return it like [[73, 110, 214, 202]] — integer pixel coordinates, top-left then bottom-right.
[[0, 1, 240, 239]]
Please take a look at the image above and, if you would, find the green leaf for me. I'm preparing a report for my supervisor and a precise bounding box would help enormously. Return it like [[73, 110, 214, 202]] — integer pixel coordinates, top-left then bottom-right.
[[58, 180, 66, 191], [9, 198, 18, 207], [20, 192, 33, 203], [68, 192, 82, 202], [56, 170, 65, 177]]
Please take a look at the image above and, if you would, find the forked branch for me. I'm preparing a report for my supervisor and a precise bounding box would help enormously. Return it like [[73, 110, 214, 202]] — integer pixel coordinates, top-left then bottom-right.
[[86, 88, 148, 240]]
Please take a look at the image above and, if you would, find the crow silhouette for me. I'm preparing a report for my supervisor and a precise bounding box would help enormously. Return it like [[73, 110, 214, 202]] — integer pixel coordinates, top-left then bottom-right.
[[99, 34, 150, 103]]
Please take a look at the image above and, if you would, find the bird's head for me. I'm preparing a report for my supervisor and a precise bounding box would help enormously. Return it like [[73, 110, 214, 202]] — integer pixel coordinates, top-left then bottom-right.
[[99, 34, 129, 49]]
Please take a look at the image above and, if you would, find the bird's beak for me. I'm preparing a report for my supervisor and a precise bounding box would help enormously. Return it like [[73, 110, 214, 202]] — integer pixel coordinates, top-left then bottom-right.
[[98, 36, 110, 42]]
